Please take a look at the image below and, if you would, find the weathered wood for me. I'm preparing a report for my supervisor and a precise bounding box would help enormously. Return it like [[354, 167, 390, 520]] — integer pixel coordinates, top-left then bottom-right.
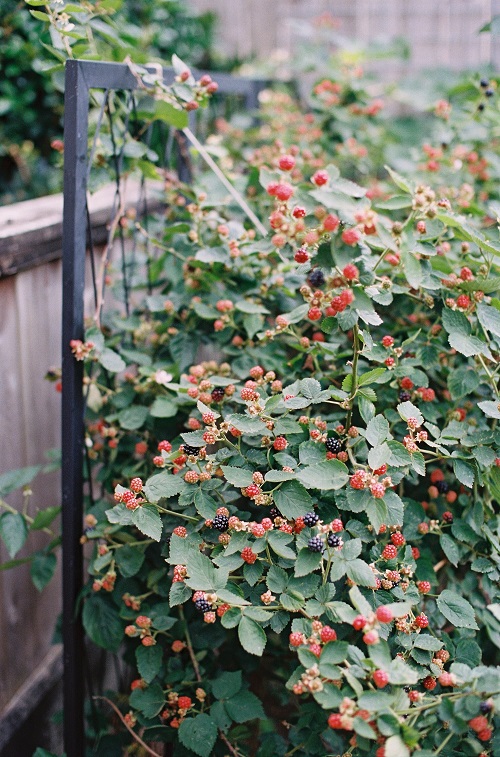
[[0, 181, 164, 278], [0, 646, 63, 751]]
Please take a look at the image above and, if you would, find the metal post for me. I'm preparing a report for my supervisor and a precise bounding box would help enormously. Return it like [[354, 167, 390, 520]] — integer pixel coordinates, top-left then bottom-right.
[[61, 59, 89, 757]]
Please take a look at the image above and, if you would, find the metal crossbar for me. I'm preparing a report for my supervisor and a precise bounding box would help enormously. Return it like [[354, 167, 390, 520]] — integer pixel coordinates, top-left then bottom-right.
[[61, 58, 267, 757]]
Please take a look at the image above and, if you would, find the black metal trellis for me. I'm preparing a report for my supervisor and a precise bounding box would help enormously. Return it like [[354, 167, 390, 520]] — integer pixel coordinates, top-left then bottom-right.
[[61, 59, 267, 757]]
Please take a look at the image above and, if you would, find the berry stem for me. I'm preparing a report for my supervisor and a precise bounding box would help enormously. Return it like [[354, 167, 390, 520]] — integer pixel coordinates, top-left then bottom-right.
[[179, 605, 202, 683], [345, 324, 360, 430], [155, 505, 198, 522], [0, 497, 56, 537]]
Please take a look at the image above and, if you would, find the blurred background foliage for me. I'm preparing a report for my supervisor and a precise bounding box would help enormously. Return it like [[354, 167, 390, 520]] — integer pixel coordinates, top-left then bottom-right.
[[0, 0, 219, 203]]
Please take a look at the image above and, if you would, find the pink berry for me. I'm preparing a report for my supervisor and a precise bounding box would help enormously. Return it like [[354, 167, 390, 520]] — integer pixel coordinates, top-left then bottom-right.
[[312, 170, 328, 186], [376, 606, 393, 623], [343, 263, 359, 281], [373, 669, 389, 688], [353, 615, 367, 631], [278, 154, 295, 171]]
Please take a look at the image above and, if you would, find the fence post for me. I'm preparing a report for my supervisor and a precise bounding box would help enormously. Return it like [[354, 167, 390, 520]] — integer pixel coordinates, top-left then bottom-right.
[[61, 58, 89, 757]]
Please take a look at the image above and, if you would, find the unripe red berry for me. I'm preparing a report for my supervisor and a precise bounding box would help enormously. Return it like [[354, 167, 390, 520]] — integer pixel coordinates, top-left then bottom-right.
[[417, 581, 431, 594], [273, 436, 288, 451], [278, 154, 295, 171], [353, 615, 367, 630], [343, 263, 359, 281], [373, 669, 389, 688], [289, 631, 305, 647], [308, 306, 323, 321], [294, 248, 310, 263], [320, 626, 337, 643], [414, 613, 429, 628], [241, 547, 257, 564], [312, 169, 328, 186], [376, 606, 393, 623], [391, 532, 405, 547], [382, 544, 398, 560]]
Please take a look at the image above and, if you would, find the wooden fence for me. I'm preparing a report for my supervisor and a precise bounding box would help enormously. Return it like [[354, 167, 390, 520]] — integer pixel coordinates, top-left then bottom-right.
[[191, 0, 499, 70], [0, 187, 127, 755]]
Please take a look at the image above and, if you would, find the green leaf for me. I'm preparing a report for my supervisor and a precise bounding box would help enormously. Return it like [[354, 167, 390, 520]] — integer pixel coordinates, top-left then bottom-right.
[[0, 512, 28, 558], [30, 552, 57, 591], [117, 405, 148, 430], [212, 671, 242, 699], [144, 472, 186, 502], [359, 368, 387, 386], [267, 531, 296, 559], [478, 400, 500, 419], [131, 505, 163, 541], [136, 645, 163, 684], [401, 250, 422, 289], [150, 397, 177, 418], [366, 498, 389, 533], [453, 459, 475, 488], [238, 616, 266, 656], [412, 634, 443, 651], [267, 565, 288, 593], [0, 465, 41, 496], [437, 590, 478, 630], [99, 348, 126, 373], [169, 581, 191, 607], [224, 414, 267, 435], [448, 367, 480, 400], [82, 596, 122, 651], [130, 682, 165, 718], [296, 459, 349, 490], [448, 332, 492, 359], [358, 691, 394, 711], [295, 548, 322, 577], [115, 544, 145, 577], [346, 559, 376, 587], [186, 550, 221, 591], [225, 690, 265, 722], [439, 533, 460, 567], [154, 100, 188, 129], [365, 415, 390, 446], [442, 308, 471, 336], [385, 735, 410, 757], [368, 443, 391, 470], [220, 465, 254, 487], [388, 657, 418, 685], [178, 714, 218, 757], [274, 480, 313, 519], [385, 165, 413, 193], [31, 506, 61, 530]]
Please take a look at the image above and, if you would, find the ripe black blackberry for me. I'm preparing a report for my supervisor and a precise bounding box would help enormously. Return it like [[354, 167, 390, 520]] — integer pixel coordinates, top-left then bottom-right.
[[269, 507, 281, 520], [325, 437, 342, 454], [308, 535, 324, 552], [480, 78, 490, 88], [435, 480, 449, 494], [480, 701, 493, 714], [399, 390, 411, 402], [485, 88, 494, 97], [194, 598, 211, 613], [308, 269, 325, 287], [212, 514, 229, 531], [327, 533, 343, 548], [182, 444, 202, 457], [303, 511, 319, 527], [211, 387, 225, 402]]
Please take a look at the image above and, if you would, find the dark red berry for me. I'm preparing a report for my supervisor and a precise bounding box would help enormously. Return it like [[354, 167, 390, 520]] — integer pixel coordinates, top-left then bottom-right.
[[211, 387, 225, 402]]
